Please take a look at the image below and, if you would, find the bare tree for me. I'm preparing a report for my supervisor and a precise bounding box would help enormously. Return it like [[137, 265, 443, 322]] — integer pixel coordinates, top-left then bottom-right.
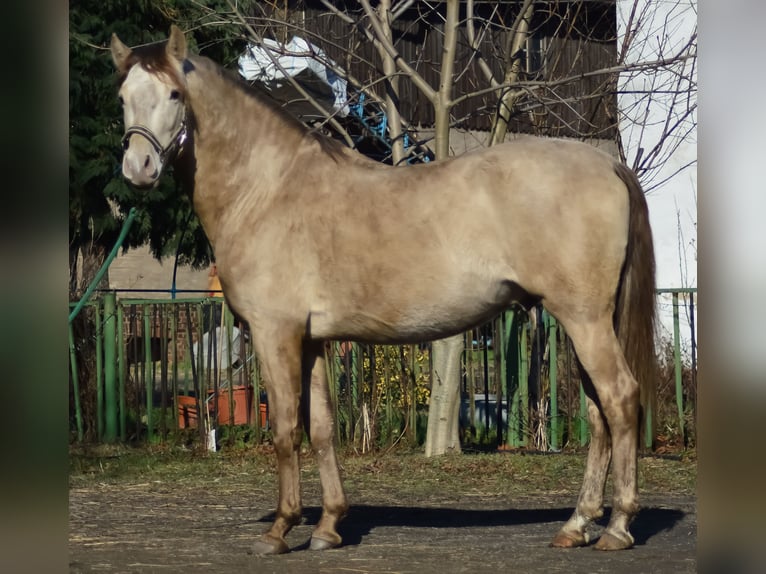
[[616, 0, 697, 193], [216, 0, 696, 455]]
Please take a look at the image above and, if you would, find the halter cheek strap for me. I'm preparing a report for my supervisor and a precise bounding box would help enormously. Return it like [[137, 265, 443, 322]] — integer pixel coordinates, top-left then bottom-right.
[[121, 115, 188, 165]]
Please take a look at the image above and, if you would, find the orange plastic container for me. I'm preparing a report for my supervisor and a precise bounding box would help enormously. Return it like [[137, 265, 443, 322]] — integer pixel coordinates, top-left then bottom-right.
[[177, 386, 266, 428], [177, 394, 200, 429]]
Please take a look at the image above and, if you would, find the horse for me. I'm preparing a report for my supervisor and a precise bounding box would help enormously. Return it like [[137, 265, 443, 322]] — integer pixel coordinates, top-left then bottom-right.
[[110, 25, 657, 555]]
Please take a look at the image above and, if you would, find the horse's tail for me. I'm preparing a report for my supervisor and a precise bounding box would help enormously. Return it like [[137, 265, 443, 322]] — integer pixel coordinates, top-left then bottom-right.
[[613, 162, 658, 450]]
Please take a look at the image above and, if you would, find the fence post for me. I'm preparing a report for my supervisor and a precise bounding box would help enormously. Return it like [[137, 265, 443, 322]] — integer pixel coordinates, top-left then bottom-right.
[[117, 302, 126, 441], [482, 327, 490, 439], [159, 305, 170, 440], [68, 322, 84, 443], [672, 292, 685, 443], [330, 342, 343, 443], [143, 304, 154, 442], [496, 317, 506, 447], [225, 306, 235, 430], [103, 292, 118, 442], [579, 385, 588, 446], [547, 312, 559, 451], [409, 344, 419, 442], [504, 310, 519, 447], [95, 302, 104, 440], [519, 317, 529, 447], [253, 352, 263, 442]]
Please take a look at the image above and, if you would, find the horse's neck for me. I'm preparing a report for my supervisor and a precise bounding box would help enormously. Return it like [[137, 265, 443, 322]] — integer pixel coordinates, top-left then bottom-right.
[[185, 58, 304, 163], [183, 57, 306, 238]]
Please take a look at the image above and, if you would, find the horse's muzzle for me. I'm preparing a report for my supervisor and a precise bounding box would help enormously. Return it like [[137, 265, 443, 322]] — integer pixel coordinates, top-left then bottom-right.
[[122, 145, 162, 188]]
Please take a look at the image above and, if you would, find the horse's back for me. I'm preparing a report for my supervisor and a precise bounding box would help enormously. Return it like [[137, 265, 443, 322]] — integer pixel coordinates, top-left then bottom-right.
[[219, 136, 632, 341], [367, 137, 631, 293]]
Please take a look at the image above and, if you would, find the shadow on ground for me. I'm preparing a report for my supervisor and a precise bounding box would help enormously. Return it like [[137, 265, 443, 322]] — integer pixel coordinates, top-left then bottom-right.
[[255, 504, 686, 550]]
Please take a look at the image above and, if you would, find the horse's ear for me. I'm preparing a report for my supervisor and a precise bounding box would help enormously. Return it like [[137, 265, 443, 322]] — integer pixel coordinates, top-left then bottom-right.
[[167, 25, 188, 62], [110, 33, 132, 73]]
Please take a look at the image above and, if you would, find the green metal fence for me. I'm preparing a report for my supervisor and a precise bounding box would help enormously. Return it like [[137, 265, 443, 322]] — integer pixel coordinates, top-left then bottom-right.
[[68, 288, 697, 451]]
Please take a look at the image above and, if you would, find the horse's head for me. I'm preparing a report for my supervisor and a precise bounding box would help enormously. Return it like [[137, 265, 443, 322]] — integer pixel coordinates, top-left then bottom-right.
[[110, 26, 189, 188]]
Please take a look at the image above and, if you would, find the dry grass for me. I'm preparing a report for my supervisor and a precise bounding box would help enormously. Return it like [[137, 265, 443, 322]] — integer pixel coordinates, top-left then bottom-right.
[[70, 443, 696, 503]]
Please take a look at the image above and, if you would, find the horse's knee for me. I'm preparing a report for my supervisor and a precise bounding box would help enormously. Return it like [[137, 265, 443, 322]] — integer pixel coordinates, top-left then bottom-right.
[[309, 423, 335, 451], [273, 424, 303, 454]]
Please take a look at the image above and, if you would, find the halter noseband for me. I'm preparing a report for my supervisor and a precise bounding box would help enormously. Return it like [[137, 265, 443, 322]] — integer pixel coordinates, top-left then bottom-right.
[[121, 116, 188, 165]]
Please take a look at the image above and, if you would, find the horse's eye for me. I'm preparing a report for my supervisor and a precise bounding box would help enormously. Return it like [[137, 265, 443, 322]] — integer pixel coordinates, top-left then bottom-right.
[[170, 90, 180, 101], [118, 95, 124, 106]]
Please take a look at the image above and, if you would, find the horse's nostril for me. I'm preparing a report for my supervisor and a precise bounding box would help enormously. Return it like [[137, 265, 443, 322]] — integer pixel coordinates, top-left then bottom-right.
[[144, 155, 151, 169]]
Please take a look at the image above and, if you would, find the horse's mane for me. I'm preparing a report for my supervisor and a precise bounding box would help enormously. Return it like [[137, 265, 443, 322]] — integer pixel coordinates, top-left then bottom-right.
[[196, 56, 348, 162]]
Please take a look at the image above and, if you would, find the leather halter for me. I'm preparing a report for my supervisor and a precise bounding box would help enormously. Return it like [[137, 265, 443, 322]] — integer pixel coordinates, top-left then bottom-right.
[[121, 116, 188, 165]]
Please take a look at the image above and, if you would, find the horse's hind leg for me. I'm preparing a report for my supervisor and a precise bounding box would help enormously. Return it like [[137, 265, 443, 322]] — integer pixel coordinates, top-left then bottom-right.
[[302, 340, 348, 550], [552, 316, 640, 550], [550, 375, 611, 548], [251, 326, 305, 555]]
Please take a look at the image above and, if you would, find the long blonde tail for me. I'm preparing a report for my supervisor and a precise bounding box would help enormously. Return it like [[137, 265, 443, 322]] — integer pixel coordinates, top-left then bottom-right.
[[613, 163, 658, 449]]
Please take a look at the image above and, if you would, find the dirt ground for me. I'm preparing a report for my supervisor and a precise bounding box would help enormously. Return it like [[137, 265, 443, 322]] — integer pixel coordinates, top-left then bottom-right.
[[69, 449, 696, 573]]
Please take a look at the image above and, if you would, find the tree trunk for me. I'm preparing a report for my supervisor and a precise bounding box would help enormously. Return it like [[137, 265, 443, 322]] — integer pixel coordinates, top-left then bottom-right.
[[488, 0, 534, 146], [425, 335, 464, 455], [424, 0, 462, 457], [70, 242, 109, 299], [69, 241, 109, 441], [376, 0, 405, 165], [428, 0, 533, 456]]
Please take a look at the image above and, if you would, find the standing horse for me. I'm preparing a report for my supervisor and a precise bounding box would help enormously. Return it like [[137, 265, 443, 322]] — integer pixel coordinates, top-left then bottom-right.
[[110, 26, 657, 555]]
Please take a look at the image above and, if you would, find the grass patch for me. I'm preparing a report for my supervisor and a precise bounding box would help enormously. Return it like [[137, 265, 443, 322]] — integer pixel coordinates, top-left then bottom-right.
[[70, 443, 696, 503]]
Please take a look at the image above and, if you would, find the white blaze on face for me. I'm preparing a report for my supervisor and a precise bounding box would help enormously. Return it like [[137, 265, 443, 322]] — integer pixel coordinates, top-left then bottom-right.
[[118, 65, 184, 187]]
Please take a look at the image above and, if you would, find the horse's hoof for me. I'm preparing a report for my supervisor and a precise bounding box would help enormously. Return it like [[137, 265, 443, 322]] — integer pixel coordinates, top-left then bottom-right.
[[593, 530, 634, 551], [550, 530, 589, 548], [310, 534, 341, 551], [252, 535, 289, 555]]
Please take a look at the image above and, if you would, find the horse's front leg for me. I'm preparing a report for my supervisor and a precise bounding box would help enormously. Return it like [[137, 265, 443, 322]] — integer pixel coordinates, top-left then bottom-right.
[[302, 340, 348, 550], [251, 326, 304, 555]]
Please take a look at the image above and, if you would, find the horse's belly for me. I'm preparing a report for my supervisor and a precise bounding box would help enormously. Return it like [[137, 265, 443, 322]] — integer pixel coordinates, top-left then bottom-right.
[[309, 309, 490, 344], [308, 278, 528, 344]]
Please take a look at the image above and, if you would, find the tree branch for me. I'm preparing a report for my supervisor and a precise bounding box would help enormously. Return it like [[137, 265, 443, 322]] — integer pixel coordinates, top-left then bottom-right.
[[225, 0, 355, 147], [359, 0, 437, 103], [450, 51, 695, 110]]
